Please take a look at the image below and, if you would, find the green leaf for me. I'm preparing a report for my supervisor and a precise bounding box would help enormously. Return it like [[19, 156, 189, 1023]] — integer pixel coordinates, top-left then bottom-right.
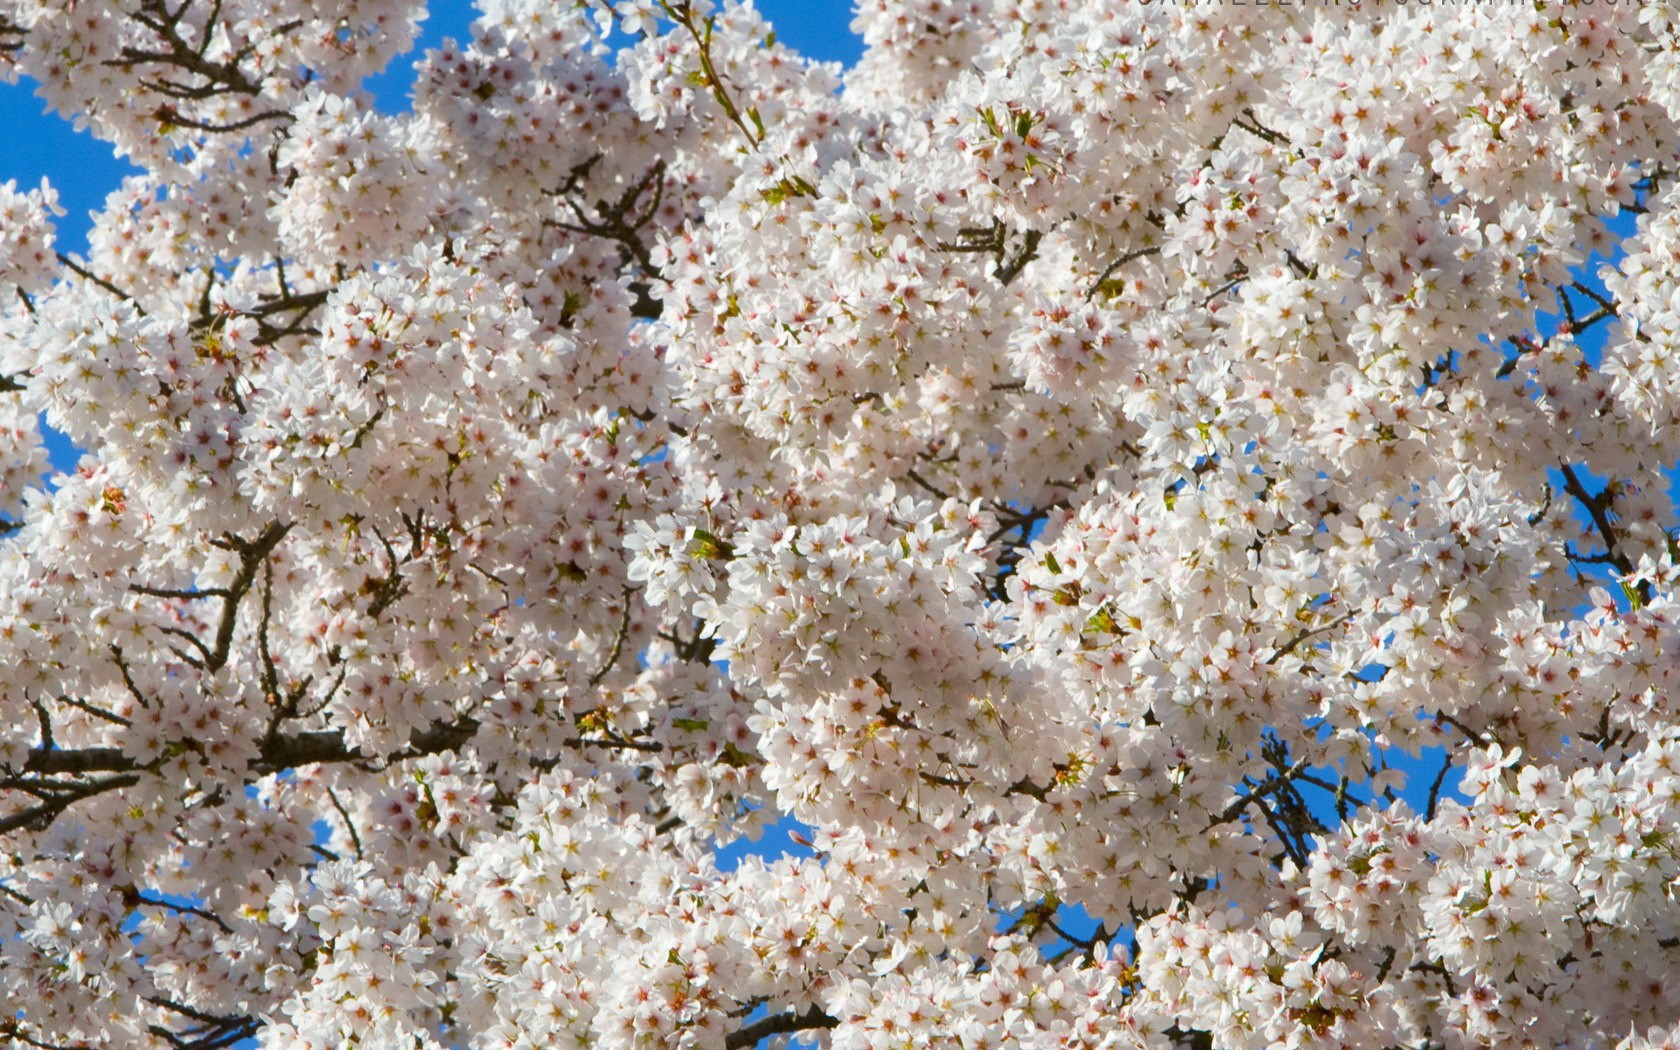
[[1621, 580, 1645, 611], [1084, 606, 1119, 635], [687, 528, 735, 561], [1052, 582, 1083, 607], [1346, 846, 1387, 877], [759, 175, 814, 206]]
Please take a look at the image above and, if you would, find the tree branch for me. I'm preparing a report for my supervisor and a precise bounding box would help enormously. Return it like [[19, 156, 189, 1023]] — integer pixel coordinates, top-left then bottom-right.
[[1266, 612, 1352, 664], [132, 521, 292, 673], [1208, 757, 1310, 827], [1558, 463, 1649, 603], [726, 1006, 838, 1050], [0, 774, 141, 836]]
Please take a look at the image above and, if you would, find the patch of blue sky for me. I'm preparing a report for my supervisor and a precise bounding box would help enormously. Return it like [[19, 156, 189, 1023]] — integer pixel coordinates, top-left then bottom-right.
[[712, 809, 818, 873]]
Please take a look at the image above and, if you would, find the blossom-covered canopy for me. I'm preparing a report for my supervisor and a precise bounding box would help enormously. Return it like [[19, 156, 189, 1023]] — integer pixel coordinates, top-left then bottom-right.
[[2, 2, 1680, 1049]]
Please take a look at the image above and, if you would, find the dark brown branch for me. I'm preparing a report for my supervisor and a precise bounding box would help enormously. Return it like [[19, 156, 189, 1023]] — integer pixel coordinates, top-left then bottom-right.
[[54, 694, 132, 727], [588, 590, 636, 687], [111, 645, 153, 710], [1, 1022, 93, 1050], [10, 701, 690, 840], [726, 1006, 837, 1050], [1255, 793, 1312, 869], [1208, 758, 1310, 827], [245, 289, 329, 317], [1425, 751, 1455, 821], [0, 774, 142, 835], [1200, 267, 1248, 307], [1568, 280, 1617, 316], [1266, 612, 1352, 665], [548, 160, 667, 272], [1558, 463, 1647, 602], [937, 223, 1006, 256], [132, 891, 232, 934], [1087, 245, 1160, 300], [107, 0, 277, 103], [326, 787, 364, 860], [21, 746, 134, 776], [567, 735, 665, 753], [936, 220, 1043, 286], [1434, 710, 1491, 747], [259, 719, 479, 770], [147, 1017, 260, 1050], [997, 229, 1043, 286], [153, 104, 290, 133], [56, 252, 144, 310], [904, 468, 952, 501], [0, 15, 22, 53], [15, 709, 689, 787], [547, 161, 669, 318], [132, 521, 292, 673], [130, 583, 234, 600], [363, 526, 410, 621], [239, 287, 330, 343], [1233, 107, 1288, 146], [142, 997, 248, 1030]]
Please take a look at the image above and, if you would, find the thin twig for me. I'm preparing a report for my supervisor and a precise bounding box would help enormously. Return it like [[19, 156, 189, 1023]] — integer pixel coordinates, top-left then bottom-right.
[[1208, 758, 1310, 827]]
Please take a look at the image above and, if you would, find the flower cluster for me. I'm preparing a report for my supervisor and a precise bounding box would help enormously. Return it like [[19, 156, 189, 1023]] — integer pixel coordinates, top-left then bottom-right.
[[0, 177, 59, 301], [274, 91, 452, 269]]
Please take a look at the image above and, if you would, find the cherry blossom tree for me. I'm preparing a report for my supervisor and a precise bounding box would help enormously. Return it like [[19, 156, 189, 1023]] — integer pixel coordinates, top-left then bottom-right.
[[2, 0, 1680, 1047]]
